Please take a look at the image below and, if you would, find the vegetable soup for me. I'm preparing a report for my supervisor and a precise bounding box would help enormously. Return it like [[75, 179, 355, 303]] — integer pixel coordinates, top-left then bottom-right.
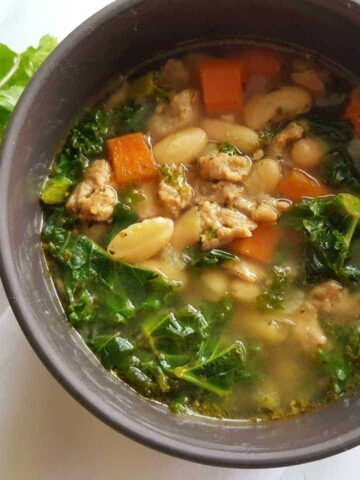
[[40, 42, 360, 420]]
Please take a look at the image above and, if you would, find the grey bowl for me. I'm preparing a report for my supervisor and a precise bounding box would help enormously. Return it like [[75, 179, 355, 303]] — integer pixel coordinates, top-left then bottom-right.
[[2, 0, 360, 468]]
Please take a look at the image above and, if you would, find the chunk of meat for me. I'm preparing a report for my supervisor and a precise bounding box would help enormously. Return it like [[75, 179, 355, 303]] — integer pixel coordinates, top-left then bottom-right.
[[308, 280, 360, 320], [269, 122, 304, 157], [292, 302, 327, 351], [67, 160, 117, 222], [193, 179, 279, 223], [198, 152, 252, 183], [251, 202, 278, 223], [198, 200, 257, 250], [158, 164, 193, 217], [160, 59, 191, 90], [148, 89, 199, 141], [193, 179, 245, 206]]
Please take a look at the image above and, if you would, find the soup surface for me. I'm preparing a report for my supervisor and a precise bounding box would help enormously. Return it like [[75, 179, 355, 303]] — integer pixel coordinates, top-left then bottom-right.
[[40, 42, 360, 420]]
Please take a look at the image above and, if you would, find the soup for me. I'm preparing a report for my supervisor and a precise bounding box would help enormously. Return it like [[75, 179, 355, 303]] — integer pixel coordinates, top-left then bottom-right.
[[40, 42, 360, 420]]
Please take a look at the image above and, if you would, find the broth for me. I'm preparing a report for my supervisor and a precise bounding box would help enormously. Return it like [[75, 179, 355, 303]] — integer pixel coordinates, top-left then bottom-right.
[[41, 41, 360, 420]]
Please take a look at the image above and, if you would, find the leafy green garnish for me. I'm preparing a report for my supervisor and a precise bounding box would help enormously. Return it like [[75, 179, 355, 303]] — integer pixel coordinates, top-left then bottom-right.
[[300, 107, 353, 147], [0, 35, 57, 141], [319, 319, 360, 395], [218, 142, 239, 155], [41, 108, 111, 204], [103, 186, 144, 245], [183, 247, 238, 267], [281, 193, 360, 284], [321, 147, 360, 192], [257, 120, 289, 148], [116, 100, 154, 134], [256, 265, 291, 312], [54, 108, 110, 181]]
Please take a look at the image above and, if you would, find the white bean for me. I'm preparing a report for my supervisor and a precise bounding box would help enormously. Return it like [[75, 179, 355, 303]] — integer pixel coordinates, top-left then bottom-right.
[[138, 258, 188, 286], [200, 118, 259, 154], [223, 259, 266, 284], [243, 86, 312, 130], [201, 270, 230, 301], [108, 217, 174, 263], [291, 137, 327, 169], [153, 127, 208, 165], [230, 279, 261, 303], [245, 158, 281, 194], [135, 181, 163, 219], [171, 207, 202, 251]]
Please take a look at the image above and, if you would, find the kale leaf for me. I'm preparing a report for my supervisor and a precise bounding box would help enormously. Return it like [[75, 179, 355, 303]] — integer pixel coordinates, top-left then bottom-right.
[[103, 185, 144, 246], [321, 147, 360, 192], [42, 211, 178, 328], [281, 193, 360, 284], [53, 108, 110, 181], [256, 265, 291, 312], [116, 100, 154, 134], [257, 120, 289, 148], [143, 304, 210, 369], [41, 108, 111, 204], [300, 107, 353, 147], [319, 319, 360, 395], [183, 247, 238, 267], [218, 142, 239, 155], [89, 334, 171, 395], [174, 341, 255, 397]]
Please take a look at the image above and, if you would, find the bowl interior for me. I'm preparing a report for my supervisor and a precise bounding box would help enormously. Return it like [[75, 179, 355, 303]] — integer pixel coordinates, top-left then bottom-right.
[[2, 0, 360, 467]]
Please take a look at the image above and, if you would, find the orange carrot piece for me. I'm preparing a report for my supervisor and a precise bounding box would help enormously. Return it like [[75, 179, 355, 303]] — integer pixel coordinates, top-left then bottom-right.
[[343, 87, 360, 135], [276, 169, 330, 202], [107, 133, 159, 186], [199, 59, 243, 114], [239, 50, 282, 83], [231, 224, 282, 263]]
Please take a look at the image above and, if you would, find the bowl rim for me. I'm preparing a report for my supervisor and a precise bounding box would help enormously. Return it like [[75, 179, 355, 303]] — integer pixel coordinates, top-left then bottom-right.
[[1, 0, 360, 468]]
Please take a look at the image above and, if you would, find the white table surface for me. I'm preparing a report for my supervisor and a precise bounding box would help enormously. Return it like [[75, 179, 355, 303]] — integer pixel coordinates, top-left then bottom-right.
[[1, 1, 360, 478]]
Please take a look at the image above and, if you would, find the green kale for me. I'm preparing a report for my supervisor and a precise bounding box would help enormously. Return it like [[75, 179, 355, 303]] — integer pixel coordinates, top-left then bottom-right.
[[218, 142, 239, 155], [183, 247, 238, 267], [0, 35, 57, 142], [103, 185, 144, 246], [321, 147, 360, 192], [143, 305, 210, 369], [41, 108, 111, 204], [42, 211, 178, 329], [89, 334, 170, 395], [281, 193, 360, 284], [116, 100, 154, 134], [53, 108, 110, 181], [257, 120, 289, 148], [174, 341, 255, 397], [319, 319, 360, 395], [300, 107, 353, 147], [256, 265, 291, 312], [314, 92, 349, 117]]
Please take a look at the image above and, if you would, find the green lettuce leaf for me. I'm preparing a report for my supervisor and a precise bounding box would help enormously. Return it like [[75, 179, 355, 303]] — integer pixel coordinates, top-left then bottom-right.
[[0, 35, 57, 141]]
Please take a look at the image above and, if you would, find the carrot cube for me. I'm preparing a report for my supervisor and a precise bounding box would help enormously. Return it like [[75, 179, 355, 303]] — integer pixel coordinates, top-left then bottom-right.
[[199, 59, 243, 114], [107, 133, 159, 186], [231, 224, 282, 263], [276, 169, 329, 202]]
